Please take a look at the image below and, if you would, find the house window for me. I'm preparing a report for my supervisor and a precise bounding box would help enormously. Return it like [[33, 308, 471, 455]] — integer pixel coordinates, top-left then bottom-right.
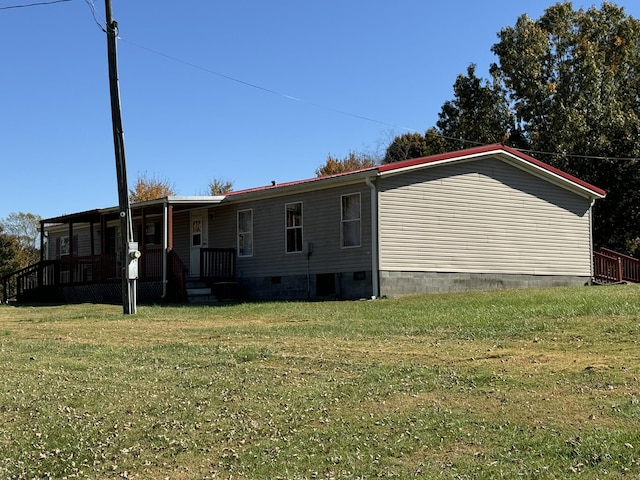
[[341, 193, 361, 248], [60, 236, 70, 256], [285, 202, 303, 253], [192, 219, 202, 247], [145, 222, 161, 245], [237, 209, 253, 257]]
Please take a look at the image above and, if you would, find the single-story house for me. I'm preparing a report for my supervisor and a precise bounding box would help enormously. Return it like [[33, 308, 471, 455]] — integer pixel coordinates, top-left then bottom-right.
[[5, 144, 606, 303]]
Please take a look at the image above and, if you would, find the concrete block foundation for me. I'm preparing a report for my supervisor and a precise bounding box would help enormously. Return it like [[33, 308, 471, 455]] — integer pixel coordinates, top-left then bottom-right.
[[379, 271, 590, 296]]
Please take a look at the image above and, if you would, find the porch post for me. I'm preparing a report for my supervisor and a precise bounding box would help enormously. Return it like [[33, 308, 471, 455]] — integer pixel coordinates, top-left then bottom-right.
[[40, 221, 45, 261], [167, 204, 174, 250], [68, 222, 73, 252], [90, 221, 95, 257], [68, 222, 74, 284], [617, 257, 623, 283], [100, 215, 107, 282], [141, 208, 146, 251], [38, 221, 44, 291], [89, 220, 95, 283], [162, 201, 169, 299]]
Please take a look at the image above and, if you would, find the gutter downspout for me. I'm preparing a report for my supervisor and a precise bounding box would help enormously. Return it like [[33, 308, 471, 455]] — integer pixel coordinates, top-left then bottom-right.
[[365, 176, 379, 299], [161, 199, 168, 299], [588, 198, 596, 284]]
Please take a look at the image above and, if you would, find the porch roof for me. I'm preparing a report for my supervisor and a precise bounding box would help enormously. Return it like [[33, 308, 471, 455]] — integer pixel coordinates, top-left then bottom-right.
[[42, 207, 117, 226], [41, 196, 226, 225]]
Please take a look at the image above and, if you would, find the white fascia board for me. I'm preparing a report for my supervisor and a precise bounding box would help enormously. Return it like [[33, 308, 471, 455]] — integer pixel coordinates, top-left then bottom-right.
[[166, 195, 226, 204], [131, 196, 226, 209]]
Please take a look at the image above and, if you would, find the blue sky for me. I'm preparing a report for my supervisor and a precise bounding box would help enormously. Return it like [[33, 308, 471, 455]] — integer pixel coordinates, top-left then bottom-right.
[[2, 1, 640, 221]]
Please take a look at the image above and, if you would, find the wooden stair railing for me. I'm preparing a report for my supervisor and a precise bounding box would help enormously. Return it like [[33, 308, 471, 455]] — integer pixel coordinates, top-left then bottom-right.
[[168, 249, 188, 302]]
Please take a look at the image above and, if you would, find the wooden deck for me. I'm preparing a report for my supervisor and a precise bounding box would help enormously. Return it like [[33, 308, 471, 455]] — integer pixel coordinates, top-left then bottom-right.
[[2, 248, 238, 304]]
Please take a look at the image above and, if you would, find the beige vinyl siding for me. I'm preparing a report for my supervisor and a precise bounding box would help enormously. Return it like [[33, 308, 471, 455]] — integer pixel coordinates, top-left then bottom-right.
[[208, 204, 237, 249], [213, 183, 372, 278], [378, 157, 593, 276]]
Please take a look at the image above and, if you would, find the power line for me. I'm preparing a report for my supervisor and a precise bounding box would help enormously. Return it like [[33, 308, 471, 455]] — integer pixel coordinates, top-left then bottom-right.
[[82, 0, 105, 32], [119, 38, 421, 134], [516, 147, 639, 162], [120, 40, 640, 162], [0, 0, 71, 10]]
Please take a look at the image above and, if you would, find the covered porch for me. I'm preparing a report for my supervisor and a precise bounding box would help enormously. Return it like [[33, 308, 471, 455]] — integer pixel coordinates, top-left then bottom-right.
[[2, 196, 236, 304]]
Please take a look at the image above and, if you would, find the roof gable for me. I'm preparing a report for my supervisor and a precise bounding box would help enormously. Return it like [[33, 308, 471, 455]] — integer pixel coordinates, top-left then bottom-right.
[[377, 144, 606, 199]]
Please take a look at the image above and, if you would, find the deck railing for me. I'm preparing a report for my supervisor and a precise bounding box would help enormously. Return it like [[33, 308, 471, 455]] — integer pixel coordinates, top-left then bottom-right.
[[200, 248, 235, 281], [593, 247, 640, 283], [2, 248, 171, 303]]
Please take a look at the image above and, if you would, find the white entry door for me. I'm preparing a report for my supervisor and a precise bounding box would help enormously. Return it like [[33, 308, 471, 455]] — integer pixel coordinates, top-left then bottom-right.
[[190, 210, 208, 277]]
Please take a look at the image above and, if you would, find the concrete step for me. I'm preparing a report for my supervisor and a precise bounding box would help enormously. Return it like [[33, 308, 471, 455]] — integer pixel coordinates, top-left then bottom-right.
[[186, 287, 211, 296], [188, 294, 218, 304], [186, 286, 217, 304]]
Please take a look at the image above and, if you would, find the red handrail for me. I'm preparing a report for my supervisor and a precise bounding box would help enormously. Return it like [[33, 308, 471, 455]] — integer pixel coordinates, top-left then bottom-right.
[[593, 251, 622, 283], [593, 247, 640, 283]]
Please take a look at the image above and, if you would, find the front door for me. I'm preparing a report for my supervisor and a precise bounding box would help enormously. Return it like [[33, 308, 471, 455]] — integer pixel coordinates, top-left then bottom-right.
[[190, 210, 208, 277]]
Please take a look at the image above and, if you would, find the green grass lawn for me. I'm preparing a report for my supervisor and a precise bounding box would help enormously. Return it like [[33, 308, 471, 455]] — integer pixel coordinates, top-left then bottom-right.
[[1, 285, 639, 479]]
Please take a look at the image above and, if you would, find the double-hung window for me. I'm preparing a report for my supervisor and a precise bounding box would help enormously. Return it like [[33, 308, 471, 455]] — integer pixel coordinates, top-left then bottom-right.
[[237, 209, 253, 257], [285, 202, 303, 253], [341, 193, 361, 248]]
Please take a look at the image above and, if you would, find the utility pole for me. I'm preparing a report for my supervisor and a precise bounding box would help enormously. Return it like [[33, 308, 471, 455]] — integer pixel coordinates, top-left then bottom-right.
[[105, 0, 137, 314]]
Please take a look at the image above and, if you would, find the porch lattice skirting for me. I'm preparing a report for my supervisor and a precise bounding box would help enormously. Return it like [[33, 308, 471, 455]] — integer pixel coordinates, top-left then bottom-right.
[[61, 281, 163, 304]]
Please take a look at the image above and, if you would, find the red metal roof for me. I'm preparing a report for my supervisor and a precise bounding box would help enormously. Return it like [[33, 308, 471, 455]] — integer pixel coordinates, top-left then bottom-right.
[[225, 165, 378, 197], [226, 144, 606, 199]]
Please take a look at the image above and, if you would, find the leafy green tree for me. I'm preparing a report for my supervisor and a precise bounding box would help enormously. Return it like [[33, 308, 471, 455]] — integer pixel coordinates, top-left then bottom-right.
[[490, 1, 640, 253], [1, 212, 41, 250], [436, 64, 520, 150], [0, 212, 41, 267], [316, 152, 377, 177], [0, 227, 21, 280], [383, 129, 447, 164]]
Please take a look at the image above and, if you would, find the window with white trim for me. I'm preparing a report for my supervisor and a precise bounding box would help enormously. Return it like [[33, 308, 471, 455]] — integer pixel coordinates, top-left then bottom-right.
[[237, 209, 253, 257], [341, 193, 361, 248], [285, 202, 303, 253]]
